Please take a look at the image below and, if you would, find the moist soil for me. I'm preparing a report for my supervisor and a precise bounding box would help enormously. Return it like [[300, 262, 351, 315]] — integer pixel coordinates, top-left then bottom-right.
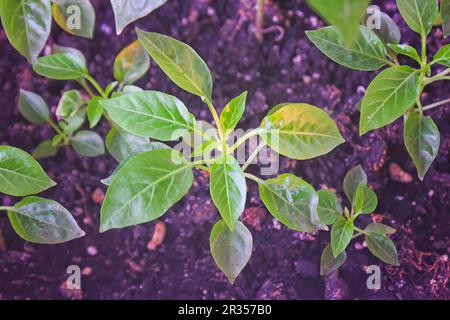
[[0, 0, 449, 300]]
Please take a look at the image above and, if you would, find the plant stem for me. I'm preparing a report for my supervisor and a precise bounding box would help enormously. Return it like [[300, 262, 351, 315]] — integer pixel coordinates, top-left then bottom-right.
[[420, 33, 427, 66], [194, 164, 210, 172], [425, 68, 450, 84], [421, 98, 450, 111], [85, 75, 107, 98], [229, 128, 262, 153], [0, 206, 11, 212], [48, 119, 70, 145], [79, 78, 96, 98], [354, 226, 367, 235], [205, 99, 224, 142], [244, 172, 265, 184], [242, 141, 266, 172]]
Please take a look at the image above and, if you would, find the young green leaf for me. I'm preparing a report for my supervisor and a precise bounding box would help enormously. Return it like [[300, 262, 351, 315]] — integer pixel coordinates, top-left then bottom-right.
[[59, 108, 86, 135], [259, 103, 344, 160], [19, 89, 50, 124], [317, 190, 342, 225], [191, 140, 220, 158], [366, 233, 399, 265], [101, 91, 197, 141], [56, 90, 85, 118], [306, 26, 389, 71], [100, 149, 194, 232], [0, 0, 51, 62], [396, 0, 439, 35], [7, 196, 85, 244], [320, 243, 347, 275], [404, 111, 440, 180], [32, 140, 59, 159], [220, 91, 247, 133], [106, 127, 154, 162], [114, 41, 151, 83], [364, 8, 401, 44], [307, 0, 370, 46], [259, 174, 326, 232], [105, 81, 119, 97], [331, 218, 354, 257], [101, 142, 169, 186], [432, 44, 450, 67], [70, 130, 105, 157], [53, 44, 86, 65], [51, 0, 95, 39], [442, 0, 450, 37], [354, 183, 378, 214], [33, 53, 89, 80], [343, 165, 367, 205], [110, 0, 168, 35], [210, 155, 247, 231], [365, 223, 396, 235], [86, 97, 103, 128], [210, 220, 253, 284], [360, 66, 421, 135], [0, 146, 56, 196], [388, 44, 421, 64], [137, 29, 213, 102]]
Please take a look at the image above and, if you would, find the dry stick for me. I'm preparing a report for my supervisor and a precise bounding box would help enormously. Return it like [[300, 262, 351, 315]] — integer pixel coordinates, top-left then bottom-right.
[[255, 0, 266, 43]]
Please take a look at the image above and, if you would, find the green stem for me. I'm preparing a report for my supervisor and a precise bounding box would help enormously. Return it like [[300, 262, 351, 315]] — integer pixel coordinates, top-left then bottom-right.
[[79, 78, 96, 98], [0, 206, 11, 212], [48, 119, 70, 145], [194, 164, 210, 172], [85, 75, 107, 98], [354, 226, 367, 235], [420, 33, 427, 66], [242, 141, 266, 172], [425, 68, 450, 84], [244, 172, 265, 184], [229, 128, 263, 153], [421, 98, 450, 111]]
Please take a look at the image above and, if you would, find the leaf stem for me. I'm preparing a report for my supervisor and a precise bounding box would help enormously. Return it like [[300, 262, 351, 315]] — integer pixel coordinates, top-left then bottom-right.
[[48, 119, 70, 145], [354, 226, 367, 235], [421, 98, 450, 111], [79, 78, 96, 98], [0, 206, 11, 212], [85, 75, 107, 98], [229, 128, 263, 153], [205, 99, 224, 142], [243, 172, 265, 184], [194, 164, 210, 172], [424, 68, 450, 84], [420, 33, 427, 66], [242, 141, 266, 172]]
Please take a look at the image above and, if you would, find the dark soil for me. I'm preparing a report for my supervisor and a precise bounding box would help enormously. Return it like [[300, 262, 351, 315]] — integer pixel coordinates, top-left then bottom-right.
[[0, 0, 449, 300]]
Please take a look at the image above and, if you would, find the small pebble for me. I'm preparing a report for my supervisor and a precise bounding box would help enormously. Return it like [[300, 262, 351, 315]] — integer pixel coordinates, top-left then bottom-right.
[[87, 246, 98, 256], [91, 188, 105, 204]]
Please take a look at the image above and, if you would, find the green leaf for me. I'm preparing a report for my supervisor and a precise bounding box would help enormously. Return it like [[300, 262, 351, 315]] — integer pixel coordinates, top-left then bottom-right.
[[106, 127, 153, 162], [442, 0, 450, 37], [307, 0, 370, 46], [0, 0, 51, 62], [51, 0, 95, 39], [0, 146, 56, 196], [52, 135, 63, 147], [56, 90, 85, 118], [360, 66, 421, 135], [101, 91, 196, 141], [70, 130, 105, 157], [354, 183, 378, 214], [110, 0, 168, 35], [32, 140, 59, 159], [86, 97, 103, 128], [210, 220, 253, 284], [259, 174, 326, 232], [59, 108, 86, 135], [53, 44, 86, 65], [259, 103, 344, 160], [320, 243, 347, 275], [365, 223, 396, 235], [191, 140, 220, 158], [331, 218, 354, 257], [388, 44, 421, 64], [220, 91, 247, 133], [306, 26, 388, 71], [397, 0, 439, 35], [404, 111, 440, 180], [317, 190, 342, 225], [137, 29, 213, 102], [33, 53, 88, 80], [343, 165, 367, 205], [101, 142, 169, 186], [105, 81, 119, 97], [432, 44, 450, 67], [100, 149, 193, 232], [18, 89, 50, 124], [366, 233, 399, 265], [364, 7, 401, 44], [7, 196, 85, 244], [210, 155, 246, 231], [182, 120, 217, 148], [114, 41, 150, 83]]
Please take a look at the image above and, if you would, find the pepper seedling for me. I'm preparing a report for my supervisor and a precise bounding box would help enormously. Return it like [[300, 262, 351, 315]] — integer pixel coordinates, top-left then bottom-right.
[[97, 29, 346, 283], [319, 165, 398, 276], [307, 0, 449, 180], [0, 145, 85, 244], [19, 40, 154, 160]]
